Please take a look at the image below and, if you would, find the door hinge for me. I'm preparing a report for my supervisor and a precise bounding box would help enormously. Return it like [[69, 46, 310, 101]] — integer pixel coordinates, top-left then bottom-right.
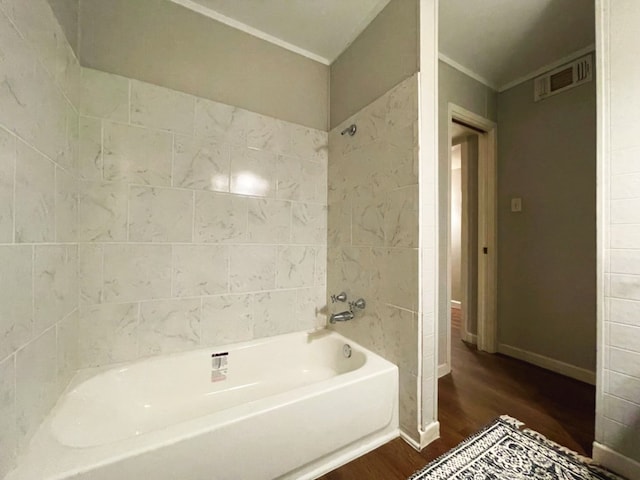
[[483, 247, 488, 254]]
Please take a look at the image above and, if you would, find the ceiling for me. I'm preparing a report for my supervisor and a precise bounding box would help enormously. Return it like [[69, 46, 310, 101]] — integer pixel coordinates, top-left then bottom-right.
[[439, 0, 595, 91], [169, 0, 594, 90], [171, 0, 390, 65]]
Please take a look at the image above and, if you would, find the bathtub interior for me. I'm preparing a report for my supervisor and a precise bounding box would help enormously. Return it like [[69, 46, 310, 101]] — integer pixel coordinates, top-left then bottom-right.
[[51, 331, 369, 448], [5, 331, 398, 480]]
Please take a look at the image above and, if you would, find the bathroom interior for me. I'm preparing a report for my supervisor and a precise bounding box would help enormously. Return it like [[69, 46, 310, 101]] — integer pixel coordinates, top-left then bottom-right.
[[1, 0, 639, 479]]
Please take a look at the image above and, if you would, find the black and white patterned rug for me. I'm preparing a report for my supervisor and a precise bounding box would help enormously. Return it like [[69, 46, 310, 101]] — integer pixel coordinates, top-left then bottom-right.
[[410, 416, 625, 480]]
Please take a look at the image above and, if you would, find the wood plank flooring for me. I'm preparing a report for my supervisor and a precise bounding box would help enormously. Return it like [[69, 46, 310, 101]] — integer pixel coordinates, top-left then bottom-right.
[[318, 310, 596, 479]]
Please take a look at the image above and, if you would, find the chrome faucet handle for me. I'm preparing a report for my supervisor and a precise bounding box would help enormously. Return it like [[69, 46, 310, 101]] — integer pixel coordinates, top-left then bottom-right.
[[331, 292, 347, 303], [349, 298, 366, 311]]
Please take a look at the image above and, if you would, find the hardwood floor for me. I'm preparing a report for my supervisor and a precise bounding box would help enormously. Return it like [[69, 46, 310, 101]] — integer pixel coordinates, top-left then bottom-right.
[[318, 311, 596, 479]]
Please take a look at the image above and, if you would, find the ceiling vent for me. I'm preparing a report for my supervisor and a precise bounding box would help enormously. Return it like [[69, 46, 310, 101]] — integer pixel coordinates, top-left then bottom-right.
[[534, 55, 592, 102]]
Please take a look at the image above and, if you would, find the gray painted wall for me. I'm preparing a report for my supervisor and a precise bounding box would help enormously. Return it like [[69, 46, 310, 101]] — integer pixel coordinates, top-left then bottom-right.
[[497, 62, 597, 372], [330, 0, 419, 129], [438, 61, 497, 365], [79, 0, 329, 130]]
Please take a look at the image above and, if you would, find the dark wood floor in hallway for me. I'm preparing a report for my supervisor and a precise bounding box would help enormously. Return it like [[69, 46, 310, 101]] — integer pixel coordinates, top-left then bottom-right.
[[318, 309, 596, 479]]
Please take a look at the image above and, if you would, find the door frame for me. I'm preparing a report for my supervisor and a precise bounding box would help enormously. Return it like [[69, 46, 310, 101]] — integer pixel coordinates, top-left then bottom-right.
[[444, 104, 498, 369]]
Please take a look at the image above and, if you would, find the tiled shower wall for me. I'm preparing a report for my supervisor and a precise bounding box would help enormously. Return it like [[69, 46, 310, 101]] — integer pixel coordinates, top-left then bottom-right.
[[597, 0, 640, 467], [77, 68, 328, 368], [328, 75, 419, 437], [0, 1, 80, 476]]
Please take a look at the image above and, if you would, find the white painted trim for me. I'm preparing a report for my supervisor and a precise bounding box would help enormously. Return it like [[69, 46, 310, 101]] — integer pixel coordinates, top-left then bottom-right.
[[438, 53, 498, 91], [401, 421, 441, 451], [438, 363, 451, 378], [448, 105, 498, 355], [451, 300, 461, 308], [418, 0, 439, 436], [593, 442, 640, 480], [169, 0, 331, 65], [420, 421, 441, 449], [497, 343, 596, 385], [400, 430, 422, 451], [594, 0, 609, 460], [498, 44, 596, 92], [461, 330, 478, 345]]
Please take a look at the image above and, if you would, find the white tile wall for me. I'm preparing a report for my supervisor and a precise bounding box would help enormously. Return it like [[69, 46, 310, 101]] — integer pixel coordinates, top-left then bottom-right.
[[599, 0, 640, 467], [327, 75, 419, 435], [0, 1, 80, 475], [77, 68, 328, 368]]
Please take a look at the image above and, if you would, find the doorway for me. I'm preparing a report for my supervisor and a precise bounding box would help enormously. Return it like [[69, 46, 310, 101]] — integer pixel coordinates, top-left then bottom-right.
[[441, 106, 497, 377]]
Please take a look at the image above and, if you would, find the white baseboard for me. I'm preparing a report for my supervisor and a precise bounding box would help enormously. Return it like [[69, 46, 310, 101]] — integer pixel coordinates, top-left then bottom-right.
[[400, 430, 421, 451], [438, 363, 451, 378], [593, 442, 640, 480], [419, 421, 440, 449], [400, 421, 440, 451], [461, 330, 477, 345], [451, 300, 461, 309], [497, 343, 596, 385]]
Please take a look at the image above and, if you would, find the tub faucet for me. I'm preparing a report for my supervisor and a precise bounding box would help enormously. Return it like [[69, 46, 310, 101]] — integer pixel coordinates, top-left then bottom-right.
[[329, 311, 355, 324]]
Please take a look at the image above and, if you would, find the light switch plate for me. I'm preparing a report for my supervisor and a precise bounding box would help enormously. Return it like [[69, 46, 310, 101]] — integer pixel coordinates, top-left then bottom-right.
[[511, 197, 522, 212]]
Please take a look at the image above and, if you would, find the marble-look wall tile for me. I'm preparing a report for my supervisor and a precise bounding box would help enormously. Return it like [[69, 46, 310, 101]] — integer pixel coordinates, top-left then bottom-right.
[[254, 290, 297, 338], [0, 128, 15, 243], [15, 141, 55, 243], [129, 186, 193, 242], [327, 201, 351, 246], [78, 116, 102, 181], [79, 303, 138, 367], [139, 299, 200, 356], [0, 354, 16, 478], [172, 245, 228, 297], [230, 146, 276, 197], [130, 80, 194, 135], [0, 246, 33, 359], [78, 180, 128, 242], [352, 198, 385, 246], [194, 192, 247, 243], [292, 203, 327, 245], [327, 75, 418, 437], [296, 287, 327, 330], [276, 155, 325, 203], [229, 245, 277, 293], [33, 245, 77, 335], [315, 246, 327, 286], [173, 136, 230, 192], [247, 113, 291, 155], [15, 327, 57, 450], [194, 98, 247, 146], [276, 246, 316, 288], [327, 246, 372, 298], [78, 244, 102, 305], [201, 294, 253, 346], [290, 125, 328, 163], [80, 68, 129, 122], [55, 167, 77, 242], [56, 310, 79, 393], [247, 198, 291, 243], [103, 245, 171, 303], [103, 122, 172, 186], [399, 370, 418, 433], [385, 185, 418, 248], [9, 0, 58, 77]]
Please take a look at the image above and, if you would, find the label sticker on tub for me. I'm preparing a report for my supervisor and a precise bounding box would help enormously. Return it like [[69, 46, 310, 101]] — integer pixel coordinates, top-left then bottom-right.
[[211, 352, 229, 382]]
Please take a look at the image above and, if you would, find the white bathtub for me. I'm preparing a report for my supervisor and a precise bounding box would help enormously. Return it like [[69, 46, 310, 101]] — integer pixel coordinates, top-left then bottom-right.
[[6, 330, 399, 480]]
